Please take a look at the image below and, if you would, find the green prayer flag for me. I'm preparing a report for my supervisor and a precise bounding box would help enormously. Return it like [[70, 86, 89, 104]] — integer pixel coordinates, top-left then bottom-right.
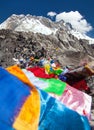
[[39, 78, 66, 95]]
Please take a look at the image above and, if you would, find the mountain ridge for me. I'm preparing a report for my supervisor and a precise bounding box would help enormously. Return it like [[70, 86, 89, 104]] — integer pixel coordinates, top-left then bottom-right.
[[0, 14, 94, 44], [0, 14, 94, 67]]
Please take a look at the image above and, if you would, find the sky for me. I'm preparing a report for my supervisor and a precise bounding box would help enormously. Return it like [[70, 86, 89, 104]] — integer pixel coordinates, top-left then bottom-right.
[[0, 0, 94, 38]]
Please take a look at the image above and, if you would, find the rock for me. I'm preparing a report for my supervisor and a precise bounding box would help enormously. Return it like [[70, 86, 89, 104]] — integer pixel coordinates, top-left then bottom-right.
[[0, 29, 94, 68]]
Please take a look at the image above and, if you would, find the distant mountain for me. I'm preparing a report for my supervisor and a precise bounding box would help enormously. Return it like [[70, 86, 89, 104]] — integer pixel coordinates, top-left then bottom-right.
[[0, 14, 58, 35], [0, 14, 94, 67], [0, 14, 94, 44]]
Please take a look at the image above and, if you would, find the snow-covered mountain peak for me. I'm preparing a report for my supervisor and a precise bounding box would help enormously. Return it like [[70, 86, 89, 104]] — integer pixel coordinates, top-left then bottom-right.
[[0, 14, 94, 44], [0, 14, 57, 35], [63, 22, 94, 44]]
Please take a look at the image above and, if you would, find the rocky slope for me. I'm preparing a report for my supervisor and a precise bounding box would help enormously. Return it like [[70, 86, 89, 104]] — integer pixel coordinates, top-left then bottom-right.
[[0, 29, 94, 68], [0, 14, 94, 68]]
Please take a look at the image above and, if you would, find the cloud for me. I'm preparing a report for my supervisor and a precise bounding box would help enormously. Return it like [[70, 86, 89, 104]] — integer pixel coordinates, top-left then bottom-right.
[[55, 11, 93, 34], [47, 11, 57, 17]]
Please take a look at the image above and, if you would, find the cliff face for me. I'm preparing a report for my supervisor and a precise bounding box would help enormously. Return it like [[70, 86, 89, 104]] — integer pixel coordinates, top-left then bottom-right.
[[0, 29, 94, 67]]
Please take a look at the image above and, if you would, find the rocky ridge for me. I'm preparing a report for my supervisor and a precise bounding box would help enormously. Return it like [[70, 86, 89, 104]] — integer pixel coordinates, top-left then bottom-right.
[[0, 29, 94, 68], [0, 14, 93, 68]]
